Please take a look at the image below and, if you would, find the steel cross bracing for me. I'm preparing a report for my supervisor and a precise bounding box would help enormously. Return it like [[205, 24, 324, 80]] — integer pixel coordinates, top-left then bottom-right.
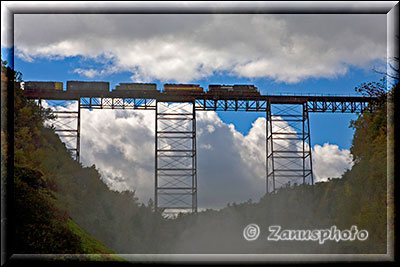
[[80, 97, 156, 110], [193, 97, 371, 112], [76, 96, 372, 113], [39, 99, 81, 161], [266, 102, 313, 193], [155, 101, 197, 213]]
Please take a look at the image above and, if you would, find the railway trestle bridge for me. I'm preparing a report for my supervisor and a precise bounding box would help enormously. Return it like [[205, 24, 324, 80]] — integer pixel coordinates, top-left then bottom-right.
[[24, 90, 375, 214]]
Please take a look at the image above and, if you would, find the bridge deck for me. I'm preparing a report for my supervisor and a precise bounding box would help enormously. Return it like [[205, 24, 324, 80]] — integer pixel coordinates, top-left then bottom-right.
[[23, 90, 375, 113]]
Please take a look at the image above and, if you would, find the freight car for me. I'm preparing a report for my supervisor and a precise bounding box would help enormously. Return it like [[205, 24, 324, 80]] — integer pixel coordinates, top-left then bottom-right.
[[113, 82, 160, 96], [163, 84, 204, 96], [207, 84, 260, 97], [67, 81, 109, 91], [114, 83, 157, 91], [24, 81, 63, 92], [66, 81, 110, 96]]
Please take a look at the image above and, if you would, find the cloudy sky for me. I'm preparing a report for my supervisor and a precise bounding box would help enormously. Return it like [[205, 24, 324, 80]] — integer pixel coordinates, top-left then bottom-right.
[[3, 2, 390, 209]]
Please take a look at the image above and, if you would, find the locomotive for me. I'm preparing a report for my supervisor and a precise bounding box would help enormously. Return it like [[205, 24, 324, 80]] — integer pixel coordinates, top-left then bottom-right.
[[207, 84, 260, 96]]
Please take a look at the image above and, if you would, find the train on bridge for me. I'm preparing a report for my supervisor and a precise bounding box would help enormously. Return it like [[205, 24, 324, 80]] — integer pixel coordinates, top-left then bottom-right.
[[22, 81, 261, 97]]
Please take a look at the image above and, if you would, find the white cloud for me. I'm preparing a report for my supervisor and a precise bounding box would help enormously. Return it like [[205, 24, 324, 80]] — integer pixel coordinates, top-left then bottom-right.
[[199, 144, 213, 150], [80, 108, 156, 196], [44, 102, 355, 209], [312, 143, 354, 182], [206, 125, 215, 133], [14, 13, 386, 83], [73, 68, 100, 79]]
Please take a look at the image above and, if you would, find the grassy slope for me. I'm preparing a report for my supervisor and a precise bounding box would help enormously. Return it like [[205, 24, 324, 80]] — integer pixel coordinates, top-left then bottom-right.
[[13, 158, 123, 261]]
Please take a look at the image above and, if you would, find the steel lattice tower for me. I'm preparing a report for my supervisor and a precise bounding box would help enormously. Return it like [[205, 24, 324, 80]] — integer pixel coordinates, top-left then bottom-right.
[[266, 102, 314, 193], [155, 101, 197, 214], [39, 99, 81, 162]]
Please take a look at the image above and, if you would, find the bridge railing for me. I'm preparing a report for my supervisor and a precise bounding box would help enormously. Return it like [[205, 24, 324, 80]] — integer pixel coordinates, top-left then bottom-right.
[[262, 92, 362, 97]]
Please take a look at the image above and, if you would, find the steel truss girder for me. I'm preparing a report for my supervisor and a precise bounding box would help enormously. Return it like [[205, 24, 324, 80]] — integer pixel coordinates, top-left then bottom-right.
[[266, 102, 314, 193], [306, 100, 371, 113], [155, 101, 197, 214], [77, 97, 372, 113], [194, 99, 371, 113], [39, 99, 81, 161], [80, 97, 156, 110]]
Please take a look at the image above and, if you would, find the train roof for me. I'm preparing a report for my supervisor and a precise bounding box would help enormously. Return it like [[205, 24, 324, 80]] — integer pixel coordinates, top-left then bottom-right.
[[119, 82, 157, 84], [164, 83, 200, 86], [67, 80, 109, 83], [209, 84, 256, 86]]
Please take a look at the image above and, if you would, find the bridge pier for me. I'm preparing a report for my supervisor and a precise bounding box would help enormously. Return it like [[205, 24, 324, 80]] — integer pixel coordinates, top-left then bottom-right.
[[155, 101, 197, 214], [39, 99, 81, 162], [266, 102, 314, 193]]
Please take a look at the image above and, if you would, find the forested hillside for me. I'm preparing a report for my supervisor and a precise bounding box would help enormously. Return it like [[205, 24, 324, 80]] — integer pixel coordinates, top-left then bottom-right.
[[2, 59, 392, 257], [164, 78, 391, 254], [2, 61, 122, 260]]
